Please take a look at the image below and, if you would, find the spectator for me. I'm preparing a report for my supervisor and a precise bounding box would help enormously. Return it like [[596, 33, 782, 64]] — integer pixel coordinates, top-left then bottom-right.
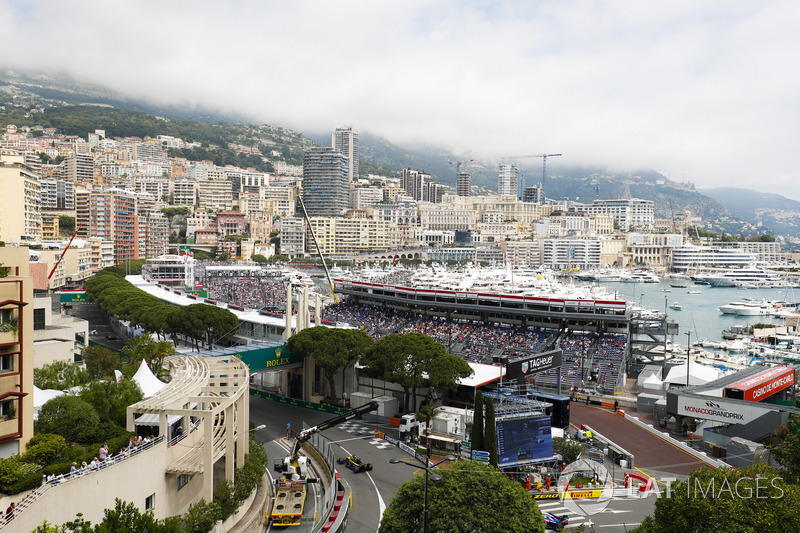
[[5, 502, 14, 522], [70, 462, 78, 477]]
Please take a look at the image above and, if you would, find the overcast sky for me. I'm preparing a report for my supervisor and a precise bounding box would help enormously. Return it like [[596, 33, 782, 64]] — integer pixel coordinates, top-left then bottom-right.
[[2, 1, 799, 199]]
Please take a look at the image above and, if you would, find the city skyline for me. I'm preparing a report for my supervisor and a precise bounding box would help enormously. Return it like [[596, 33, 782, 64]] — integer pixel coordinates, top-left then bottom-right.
[[1, 1, 799, 200]]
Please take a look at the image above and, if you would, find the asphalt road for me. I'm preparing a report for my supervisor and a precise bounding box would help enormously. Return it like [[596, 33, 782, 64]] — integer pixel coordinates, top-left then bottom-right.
[[250, 396, 414, 532]]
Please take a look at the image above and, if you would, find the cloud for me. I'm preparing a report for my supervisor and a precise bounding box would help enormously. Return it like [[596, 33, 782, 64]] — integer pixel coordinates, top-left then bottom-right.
[[2, 0, 799, 199]]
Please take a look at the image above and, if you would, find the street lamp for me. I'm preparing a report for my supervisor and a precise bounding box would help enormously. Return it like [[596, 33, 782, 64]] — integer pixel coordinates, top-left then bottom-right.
[[685, 331, 691, 387], [390, 452, 457, 533]]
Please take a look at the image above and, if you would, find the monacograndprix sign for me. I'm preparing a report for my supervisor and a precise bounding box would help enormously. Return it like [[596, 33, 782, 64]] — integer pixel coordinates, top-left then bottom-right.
[[677, 396, 773, 425]]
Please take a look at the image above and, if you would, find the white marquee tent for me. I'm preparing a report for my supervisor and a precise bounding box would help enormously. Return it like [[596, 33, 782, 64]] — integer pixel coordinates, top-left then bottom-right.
[[664, 362, 719, 386]]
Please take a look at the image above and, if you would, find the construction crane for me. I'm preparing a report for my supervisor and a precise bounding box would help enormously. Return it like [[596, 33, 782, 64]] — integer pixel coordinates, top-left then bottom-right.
[[47, 224, 83, 280], [669, 198, 678, 233], [296, 191, 338, 304], [502, 154, 562, 189], [268, 401, 379, 526]]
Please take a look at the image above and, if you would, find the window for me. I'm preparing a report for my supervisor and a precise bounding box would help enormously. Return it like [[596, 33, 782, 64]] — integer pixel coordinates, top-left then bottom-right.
[[177, 473, 192, 490], [0, 354, 12, 372], [0, 400, 14, 418], [0, 309, 12, 323], [145, 494, 155, 511], [33, 308, 45, 330]]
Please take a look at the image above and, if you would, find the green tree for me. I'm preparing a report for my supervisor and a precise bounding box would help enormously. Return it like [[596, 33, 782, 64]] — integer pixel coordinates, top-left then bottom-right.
[[79, 380, 144, 427], [95, 499, 181, 533], [35, 395, 101, 444], [472, 389, 484, 452], [34, 360, 89, 390], [287, 326, 373, 402], [552, 437, 584, 464], [485, 398, 498, 467], [362, 333, 472, 413], [379, 461, 544, 533], [58, 215, 76, 235], [633, 465, 800, 533], [769, 413, 800, 483], [251, 254, 268, 263], [121, 333, 175, 378], [82, 345, 121, 380], [23, 433, 70, 466]]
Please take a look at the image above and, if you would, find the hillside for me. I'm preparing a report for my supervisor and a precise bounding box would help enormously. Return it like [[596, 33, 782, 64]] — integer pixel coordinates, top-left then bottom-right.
[[700, 188, 800, 240], [3, 68, 798, 244]]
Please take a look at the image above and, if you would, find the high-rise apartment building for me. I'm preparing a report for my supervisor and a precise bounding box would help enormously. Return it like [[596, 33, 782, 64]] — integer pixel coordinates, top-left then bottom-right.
[[522, 185, 543, 204], [302, 148, 349, 217], [64, 152, 94, 183], [400, 168, 433, 201], [332, 126, 358, 181], [0, 156, 42, 242], [40, 179, 76, 210], [456, 170, 472, 197], [497, 163, 519, 197]]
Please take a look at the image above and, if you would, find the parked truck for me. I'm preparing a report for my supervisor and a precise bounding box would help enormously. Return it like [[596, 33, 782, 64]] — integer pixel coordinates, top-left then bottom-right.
[[268, 401, 379, 527]]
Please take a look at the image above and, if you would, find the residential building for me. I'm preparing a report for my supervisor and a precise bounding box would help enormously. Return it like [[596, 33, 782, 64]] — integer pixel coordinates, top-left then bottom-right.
[[302, 148, 349, 217], [279, 217, 305, 258], [195, 228, 218, 245], [714, 240, 786, 266], [502, 241, 543, 267], [400, 168, 433, 201], [456, 170, 472, 197], [497, 163, 519, 197], [332, 126, 358, 181], [0, 156, 42, 242], [186, 209, 214, 240], [78, 189, 150, 264], [172, 178, 198, 206], [39, 179, 76, 211], [306, 217, 393, 256], [216, 212, 247, 236], [144, 210, 169, 259], [370, 201, 419, 227], [64, 152, 94, 183], [197, 178, 233, 211], [260, 185, 296, 217], [41, 216, 59, 241], [522, 184, 543, 204], [350, 186, 384, 210], [0, 246, 35, 457], [419, 205, 476, 232], [580, 198, 655, 232], [541, 239, 602, 270]]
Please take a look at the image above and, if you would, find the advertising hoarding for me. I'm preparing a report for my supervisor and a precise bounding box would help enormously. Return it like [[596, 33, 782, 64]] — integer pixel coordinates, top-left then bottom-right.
[[496, 415, 553, 466], [505, 349, 563, 379], [725, 366, 795, 402]]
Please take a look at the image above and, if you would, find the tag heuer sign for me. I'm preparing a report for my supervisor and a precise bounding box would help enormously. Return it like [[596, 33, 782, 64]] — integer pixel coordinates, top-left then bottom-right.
[[505, 349, 563, 379]]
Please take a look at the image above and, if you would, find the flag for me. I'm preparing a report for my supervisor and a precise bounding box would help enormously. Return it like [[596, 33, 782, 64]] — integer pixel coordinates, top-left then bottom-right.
[[114, 369, 123, 383], [392, 254, 398, 265]]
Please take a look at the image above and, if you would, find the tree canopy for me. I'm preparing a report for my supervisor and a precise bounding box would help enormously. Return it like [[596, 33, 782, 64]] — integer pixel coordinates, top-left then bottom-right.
[[35, 395, 101, 444], [79, 379, 144, 427], [82, 345, 121, 381], [362, 333, 473, 413], [379, 461, 544, 533], [287, 326, 373, 402], [769, 413, 800, 484], [633, 465, 800, 533], [34, 360, 89, 390]]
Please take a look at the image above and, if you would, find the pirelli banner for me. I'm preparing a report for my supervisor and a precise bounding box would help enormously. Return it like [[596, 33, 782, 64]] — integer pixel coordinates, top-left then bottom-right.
[[505, 349, 563, 380]]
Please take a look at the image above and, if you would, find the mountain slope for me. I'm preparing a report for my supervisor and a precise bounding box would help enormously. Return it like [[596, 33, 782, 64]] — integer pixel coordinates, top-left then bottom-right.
[[700, 187, 800, 239]]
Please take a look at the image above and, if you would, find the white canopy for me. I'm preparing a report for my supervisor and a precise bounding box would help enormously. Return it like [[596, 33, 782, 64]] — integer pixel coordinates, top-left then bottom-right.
[[664, 362, 719, 386], [132, 360, 167, 398], [642, 373, 664, 390], [33, 386, 66, 420]]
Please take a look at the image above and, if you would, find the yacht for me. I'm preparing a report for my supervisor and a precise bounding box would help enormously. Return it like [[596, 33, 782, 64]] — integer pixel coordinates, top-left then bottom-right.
[[693, 267, 784, 288], [719, 298, 776, 316], [669, 302, 682, 310], [625, 270, 660, 283]]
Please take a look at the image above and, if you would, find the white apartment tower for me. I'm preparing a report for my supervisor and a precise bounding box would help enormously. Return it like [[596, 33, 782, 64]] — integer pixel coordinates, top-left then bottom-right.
[[332, 126, 358, 181], [497, 163, 519, 197], [457, 170, 472, 197]]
